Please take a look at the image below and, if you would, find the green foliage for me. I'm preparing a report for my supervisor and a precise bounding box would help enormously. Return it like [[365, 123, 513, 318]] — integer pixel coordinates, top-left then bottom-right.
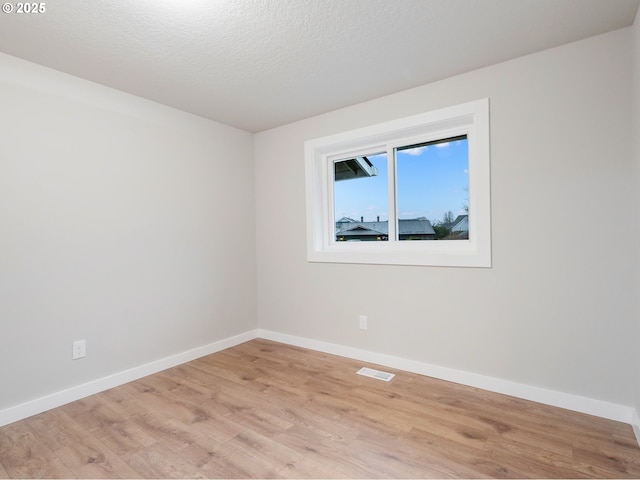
[[433, 224, 451, 239]]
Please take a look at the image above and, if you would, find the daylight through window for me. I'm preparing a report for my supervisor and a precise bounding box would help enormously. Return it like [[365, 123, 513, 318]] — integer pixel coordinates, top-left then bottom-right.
[[333, 136, 469, 244], [305, 99, 491, 267]]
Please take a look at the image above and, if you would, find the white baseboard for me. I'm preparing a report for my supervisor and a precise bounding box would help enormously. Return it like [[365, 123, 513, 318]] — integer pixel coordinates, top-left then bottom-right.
[[633, 409, 640, 448], [2, 326, 638, 449], [257, 329, 636, 428], [0, 330, 258, 428]]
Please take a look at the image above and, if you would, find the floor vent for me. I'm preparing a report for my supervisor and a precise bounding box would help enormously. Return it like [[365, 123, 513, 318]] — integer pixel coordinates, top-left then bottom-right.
[[357, 367, 395, 382]]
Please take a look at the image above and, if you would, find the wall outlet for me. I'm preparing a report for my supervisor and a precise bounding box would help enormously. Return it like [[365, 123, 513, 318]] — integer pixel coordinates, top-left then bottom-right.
[[72, 339, 86, 360], [359, 314, 368, 330]]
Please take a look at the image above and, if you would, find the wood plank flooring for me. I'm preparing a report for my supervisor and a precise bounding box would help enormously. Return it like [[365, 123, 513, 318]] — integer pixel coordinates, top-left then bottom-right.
[[1, 338, 639, 478]]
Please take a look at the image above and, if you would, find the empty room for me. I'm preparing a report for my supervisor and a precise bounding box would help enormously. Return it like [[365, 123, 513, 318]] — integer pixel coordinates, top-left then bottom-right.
[[1, 0, 640, 477]]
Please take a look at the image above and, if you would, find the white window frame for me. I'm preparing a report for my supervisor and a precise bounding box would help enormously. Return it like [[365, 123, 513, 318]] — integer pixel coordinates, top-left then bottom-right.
[[305, 98, 491, 268]]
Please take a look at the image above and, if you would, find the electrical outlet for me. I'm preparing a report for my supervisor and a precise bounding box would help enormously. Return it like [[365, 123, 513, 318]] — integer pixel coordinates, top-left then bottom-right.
[[359, 315, 368, 330], [72, 339, 86, 360]]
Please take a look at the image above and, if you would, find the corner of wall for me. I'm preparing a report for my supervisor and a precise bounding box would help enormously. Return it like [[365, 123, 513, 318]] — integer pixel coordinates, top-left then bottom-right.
[[633, 408, 640, 448], [633, 4, 640, 450]]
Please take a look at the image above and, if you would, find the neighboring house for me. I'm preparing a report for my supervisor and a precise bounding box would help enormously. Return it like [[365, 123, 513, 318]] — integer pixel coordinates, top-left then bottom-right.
[[336, 217, 436, 241], [334, 157, 378, 181], [445, 214, 469, 240], [335, 217, 358, 231], [451, 214, 469, 233]]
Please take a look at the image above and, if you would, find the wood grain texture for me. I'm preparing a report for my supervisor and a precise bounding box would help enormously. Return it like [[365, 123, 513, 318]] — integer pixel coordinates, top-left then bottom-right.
[[1, 338, 639, 478]]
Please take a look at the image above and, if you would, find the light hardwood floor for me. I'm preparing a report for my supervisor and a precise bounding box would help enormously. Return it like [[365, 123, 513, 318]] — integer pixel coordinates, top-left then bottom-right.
[[1, 339, 639, 478]]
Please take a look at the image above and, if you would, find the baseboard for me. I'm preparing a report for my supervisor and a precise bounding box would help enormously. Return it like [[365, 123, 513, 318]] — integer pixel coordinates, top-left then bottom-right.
[[0, 329, 258, 428], [2, 327, 636, 443], [257, 329, 636, 427], [633, 409, 640, 448]]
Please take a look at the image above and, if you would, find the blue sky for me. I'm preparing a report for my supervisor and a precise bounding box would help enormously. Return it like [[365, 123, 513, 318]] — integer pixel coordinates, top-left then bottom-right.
[[334, 138, 468, 224]]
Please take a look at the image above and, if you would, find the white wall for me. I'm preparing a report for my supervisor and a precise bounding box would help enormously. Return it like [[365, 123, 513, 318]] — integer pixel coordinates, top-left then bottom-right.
[[633, 9, 640, 432], [255, 29, 636, 407], [0, 53, 256, 410]]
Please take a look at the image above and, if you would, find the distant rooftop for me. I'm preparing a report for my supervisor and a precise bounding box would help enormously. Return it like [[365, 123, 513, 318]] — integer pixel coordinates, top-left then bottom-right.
[[336, 217, 436, 241]]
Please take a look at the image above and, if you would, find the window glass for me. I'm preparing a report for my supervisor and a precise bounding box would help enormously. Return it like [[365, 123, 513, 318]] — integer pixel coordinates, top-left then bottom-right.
[[396, 136, 469, 241], [334, 153, 388, 241]]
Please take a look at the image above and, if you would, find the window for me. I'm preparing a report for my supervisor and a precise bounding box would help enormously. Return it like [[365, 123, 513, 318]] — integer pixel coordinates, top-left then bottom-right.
[[305, 99, 491, 267]]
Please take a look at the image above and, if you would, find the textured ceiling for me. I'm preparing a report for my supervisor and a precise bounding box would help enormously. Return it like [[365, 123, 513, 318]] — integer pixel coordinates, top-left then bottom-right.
[[1, 0, 639, 132]]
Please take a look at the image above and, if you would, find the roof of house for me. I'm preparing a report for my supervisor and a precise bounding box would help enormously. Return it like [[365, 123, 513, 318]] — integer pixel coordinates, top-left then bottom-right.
[[336, 217, 358, 224], [334, 157, 378, 181], [398, 219, 436, 235], [338, 224, 387, 236], [336, 218, 435, 236], [451, 215, 469, 232]]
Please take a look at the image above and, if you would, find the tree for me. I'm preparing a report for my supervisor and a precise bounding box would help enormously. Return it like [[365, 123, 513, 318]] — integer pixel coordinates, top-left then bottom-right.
[[442, 211, 454, 226], [433, 224, 451, 239], [431, 211, 455, 239]]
